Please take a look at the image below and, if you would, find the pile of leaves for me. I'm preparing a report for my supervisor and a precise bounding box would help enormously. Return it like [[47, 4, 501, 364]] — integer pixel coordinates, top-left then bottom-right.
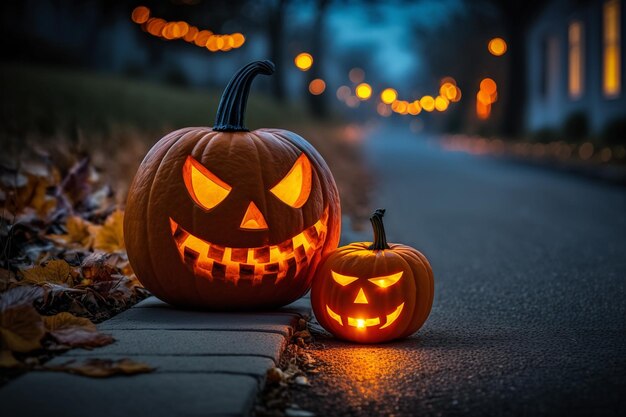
[[255, 319, 319, 417], [0, 152, 149, 372]]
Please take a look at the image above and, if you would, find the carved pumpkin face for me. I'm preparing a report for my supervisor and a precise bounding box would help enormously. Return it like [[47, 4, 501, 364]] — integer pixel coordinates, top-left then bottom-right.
[[124, 61, 341, 310], [311, 209, 433, 343]]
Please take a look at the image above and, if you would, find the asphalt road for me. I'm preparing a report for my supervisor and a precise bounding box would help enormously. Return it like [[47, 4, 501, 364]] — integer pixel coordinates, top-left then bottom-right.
[[290, 126, 626, 417]]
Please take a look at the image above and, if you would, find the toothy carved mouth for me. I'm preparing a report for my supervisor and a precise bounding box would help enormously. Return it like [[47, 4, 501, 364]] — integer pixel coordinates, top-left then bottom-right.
[[169, 208, 328, 285], [325, 303, 404, 329]]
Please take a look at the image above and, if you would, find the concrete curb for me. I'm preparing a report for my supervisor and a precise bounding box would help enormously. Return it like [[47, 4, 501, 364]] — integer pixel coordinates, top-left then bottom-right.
[[0, 295, 311, 417]]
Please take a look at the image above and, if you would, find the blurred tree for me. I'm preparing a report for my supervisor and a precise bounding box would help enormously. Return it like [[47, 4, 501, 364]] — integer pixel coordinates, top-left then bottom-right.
[[484, 0, 548, 137], [267, 0, 289, 101], [306, 0, 330, 118]]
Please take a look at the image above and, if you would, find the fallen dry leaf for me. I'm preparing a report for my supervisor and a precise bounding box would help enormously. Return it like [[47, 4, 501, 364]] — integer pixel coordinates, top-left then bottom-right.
[[0, 304, 45, 353], [81, 252, 123, 283], [43, 312, 114, 348], [0, 285, 44, 310], [47, 358, 154, 378], [48, 215, 94, 248], [20, 259, 74, 286], [92, 210, 125, 252]]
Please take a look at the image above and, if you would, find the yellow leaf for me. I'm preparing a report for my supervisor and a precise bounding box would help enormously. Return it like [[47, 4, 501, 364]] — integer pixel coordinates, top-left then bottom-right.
[[43, 312, 114, 348], [21, 260, 73, 285], [47, 358, 154, 378], [0, 349, 21, 368], [44, 312, 96, 332], [48, 216, 94, 248], [93, 210, 125, 252], [0, 305, 44, 352]]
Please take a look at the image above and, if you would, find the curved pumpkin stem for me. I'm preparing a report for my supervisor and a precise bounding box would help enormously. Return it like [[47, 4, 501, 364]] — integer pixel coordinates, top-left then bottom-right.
[[213, 60, 275, 132], [368, 208, 391, 251]]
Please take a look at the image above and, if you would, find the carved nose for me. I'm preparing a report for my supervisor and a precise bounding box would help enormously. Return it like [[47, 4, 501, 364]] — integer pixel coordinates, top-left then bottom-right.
[[353, 288, 368, 304], [240, 202, 268, 230]]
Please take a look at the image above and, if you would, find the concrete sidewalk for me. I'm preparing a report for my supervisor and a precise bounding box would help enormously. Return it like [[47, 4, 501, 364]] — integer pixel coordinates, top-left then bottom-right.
[[0, 294, 311, 417]]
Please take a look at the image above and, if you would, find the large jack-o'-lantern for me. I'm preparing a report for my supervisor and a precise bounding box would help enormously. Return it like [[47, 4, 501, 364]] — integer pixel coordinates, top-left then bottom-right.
[[124, 61, 341, 310], [311, 209, 433, 343]]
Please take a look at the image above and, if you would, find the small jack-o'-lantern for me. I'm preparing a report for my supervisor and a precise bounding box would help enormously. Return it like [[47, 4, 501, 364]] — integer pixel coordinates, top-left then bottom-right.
[[124, 61, 341, 310], [311, 209, 433, 343]]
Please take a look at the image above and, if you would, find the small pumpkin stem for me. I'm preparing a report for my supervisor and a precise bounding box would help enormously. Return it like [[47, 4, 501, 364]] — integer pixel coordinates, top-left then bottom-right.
[[368, 208, 391, 250], [213, 60, 275, 132]]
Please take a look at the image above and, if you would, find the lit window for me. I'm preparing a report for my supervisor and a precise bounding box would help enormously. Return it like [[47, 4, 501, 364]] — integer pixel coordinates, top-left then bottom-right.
[[568, 21, 584, 98], [603, 0, 621, 97]]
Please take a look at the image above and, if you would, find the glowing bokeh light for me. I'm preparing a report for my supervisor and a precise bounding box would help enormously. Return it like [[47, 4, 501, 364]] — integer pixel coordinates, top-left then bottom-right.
[[420, 95, 435, 112], [480, 78, 497, 95], [407, 101, 422, 115], [435, 96, 449, 111], [132, 7, 244, 53], [476, 101, 491, 119], [336, 85, 351, 101], [132, 6, 150, 24], [295, 53, 314, 71], [377, 103, 392, 117], [232, 33, 245, 48], [380, 88, 398, 104], [309, 78, 326, 95], [488, 37, 507, 56], [355, 83, 373, 100], [349, 68, 365, 83]]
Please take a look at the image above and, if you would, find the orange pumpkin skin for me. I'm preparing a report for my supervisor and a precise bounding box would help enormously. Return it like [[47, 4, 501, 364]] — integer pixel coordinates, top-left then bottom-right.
[[124, 61, 340, 310], [311, 209, 433, 343]]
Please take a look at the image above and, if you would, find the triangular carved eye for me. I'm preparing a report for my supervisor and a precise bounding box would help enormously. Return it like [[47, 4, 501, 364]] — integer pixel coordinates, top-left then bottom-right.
[[270, 154, 312, 208], [368, 272, 403, 288], [331, 271, 359, 286], [183, 156, 231, 210]]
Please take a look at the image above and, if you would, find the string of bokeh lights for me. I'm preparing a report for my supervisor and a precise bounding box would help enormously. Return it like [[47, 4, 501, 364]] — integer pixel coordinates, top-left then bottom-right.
[[294, 36, 507, 120], [295, 52, 462, 117], [131, 6, 245, 52]]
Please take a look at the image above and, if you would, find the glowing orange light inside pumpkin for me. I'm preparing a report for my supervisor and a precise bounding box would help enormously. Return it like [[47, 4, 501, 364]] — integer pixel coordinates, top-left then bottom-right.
[[354, 288, 369, 304], [269, 154, 312, 208], [240, 202, 268, 230], [379, 303, 404, 329], [183, 156, 231, 211], [368, 271, 403, 288], [295, 53, 314, 71], [309, 79, 326, 95], [170, 209, 329, 284], [488, 37, 507, 56], [332, 271, 359, 286]]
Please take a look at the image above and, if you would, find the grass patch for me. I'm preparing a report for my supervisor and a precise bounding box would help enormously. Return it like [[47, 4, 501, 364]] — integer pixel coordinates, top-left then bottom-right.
[[0, 64, 371, 225]]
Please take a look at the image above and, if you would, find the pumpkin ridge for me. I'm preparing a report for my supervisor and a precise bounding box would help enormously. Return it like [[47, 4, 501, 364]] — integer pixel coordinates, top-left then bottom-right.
[[147, 129, 207, 304], [139, 129, 196, 301]]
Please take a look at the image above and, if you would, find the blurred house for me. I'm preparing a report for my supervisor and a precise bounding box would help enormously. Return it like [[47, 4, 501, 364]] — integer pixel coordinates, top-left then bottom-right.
[[526, 0, 625, 141]]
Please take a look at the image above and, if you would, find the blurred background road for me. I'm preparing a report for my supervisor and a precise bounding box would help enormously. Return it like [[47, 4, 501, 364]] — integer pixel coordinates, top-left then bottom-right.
[[290, 125, 626, 417]]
